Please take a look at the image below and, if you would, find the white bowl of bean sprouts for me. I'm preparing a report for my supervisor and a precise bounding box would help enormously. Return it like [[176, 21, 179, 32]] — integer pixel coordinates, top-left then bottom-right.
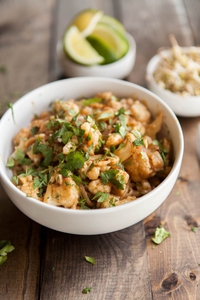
[[146, 39, 200, 117], [0, 77, 184, 234]]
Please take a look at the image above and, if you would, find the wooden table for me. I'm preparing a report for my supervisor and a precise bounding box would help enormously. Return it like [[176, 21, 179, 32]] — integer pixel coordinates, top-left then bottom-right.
[[1, 1, 200, 299]]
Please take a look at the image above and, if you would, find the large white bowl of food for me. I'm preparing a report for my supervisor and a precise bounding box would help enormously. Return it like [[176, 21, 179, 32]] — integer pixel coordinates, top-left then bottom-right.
[[146, 35, 200, 117], [0, 77, 184, 234]]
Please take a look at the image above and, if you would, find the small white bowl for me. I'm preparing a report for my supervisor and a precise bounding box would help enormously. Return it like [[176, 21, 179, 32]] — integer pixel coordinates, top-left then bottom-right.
[[57, 33, 136, 79], [146, 49, 200, 117], [0, 77, 184, 235]]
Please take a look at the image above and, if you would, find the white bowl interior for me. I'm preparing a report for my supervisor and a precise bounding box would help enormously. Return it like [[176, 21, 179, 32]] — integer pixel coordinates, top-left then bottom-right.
[[0, 78, 184, 234], [146, 49, 200, 117]]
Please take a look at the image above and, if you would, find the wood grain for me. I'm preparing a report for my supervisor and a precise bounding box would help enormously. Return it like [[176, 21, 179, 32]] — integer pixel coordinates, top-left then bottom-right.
[[39, 223, 152, 300], [1, 0, 200, 299]]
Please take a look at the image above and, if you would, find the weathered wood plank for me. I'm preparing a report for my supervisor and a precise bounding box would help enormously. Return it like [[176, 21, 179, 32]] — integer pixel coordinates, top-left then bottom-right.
[[0, 0, 55, 299], [39, 223, 152, 300], [124, 0, 200, 298], [144, 117, 200, 299], [0, 183, 41, 300], [0, 0, 55, 116]]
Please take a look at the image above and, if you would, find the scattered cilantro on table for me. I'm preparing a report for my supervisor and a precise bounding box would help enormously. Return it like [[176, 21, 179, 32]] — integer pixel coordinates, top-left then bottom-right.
[[152, 226, 170, 244], [0, 240, 15, 266], [85, 256, 96, 265], [82, 287, 92, 294]]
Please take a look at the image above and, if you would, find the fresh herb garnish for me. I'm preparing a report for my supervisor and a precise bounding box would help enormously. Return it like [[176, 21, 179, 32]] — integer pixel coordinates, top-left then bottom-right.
[[85, 256, 96, 265], [7, 102, 15, 123], [92, 192, 110, 203], [0, 66, 6, 74], [0, 240, 15, 266], [152, 226, 170, 244], [33, 142, 53, 167], [30, 126, 39, 135], [191, 227, 197, 232], [60, 151, 85, 173], [82, 97, 101, 106], [97, 111, 114, 120], [82, 287, 92, 294], [100, 169, 124, 190]]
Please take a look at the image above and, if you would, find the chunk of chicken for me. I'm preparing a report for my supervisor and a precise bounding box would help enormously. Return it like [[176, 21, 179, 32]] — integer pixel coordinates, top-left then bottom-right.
[[131, 100, 151, 123]]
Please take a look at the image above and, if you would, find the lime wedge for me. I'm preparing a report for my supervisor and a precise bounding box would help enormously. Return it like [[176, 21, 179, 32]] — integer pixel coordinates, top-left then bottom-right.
[[100, 14, 125, 35], [87, 23, 129, 64], [71, 9, 103, 37], [63, 26, 104, 66]]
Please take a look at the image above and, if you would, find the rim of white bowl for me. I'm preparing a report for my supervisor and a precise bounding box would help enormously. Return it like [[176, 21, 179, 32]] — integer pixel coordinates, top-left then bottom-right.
[[146, 48, 200, 100], [0, 77, 184, 216]]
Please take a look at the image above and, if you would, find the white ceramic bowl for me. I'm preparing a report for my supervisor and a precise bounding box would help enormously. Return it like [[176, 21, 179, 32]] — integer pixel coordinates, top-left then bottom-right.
[[146, 49, 200, 117], [0, 77, 184, 235], [57, 33, 136, 79]]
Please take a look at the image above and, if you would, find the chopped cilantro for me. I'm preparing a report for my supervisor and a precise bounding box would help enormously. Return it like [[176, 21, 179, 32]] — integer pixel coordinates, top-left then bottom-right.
[[97, 112, 114, 120], [82, 97, 101, 106], [82, 287, 92, 294], [85, 256, 96, 265], [85, 143, 94, 160], [6, 157, 15, 168], [33, 142, 53, 167], [78, 198, 89, 210], [0, 240, 15, 266], [191, 227, 197, 232], [115, 107, 125, 116], [0, 66, 6, 74], [98, 121, 106, 132], [14, 149, 32, 166], [61, 151, 85, 173], [133, 138, 144, 146], [30, 126, 39, 135], [114, 123, 126, 138], [7, 102, 15, 123], [92, 192, 109, 203], [100, 169, 124, 190], [152, 226, 170, 244]]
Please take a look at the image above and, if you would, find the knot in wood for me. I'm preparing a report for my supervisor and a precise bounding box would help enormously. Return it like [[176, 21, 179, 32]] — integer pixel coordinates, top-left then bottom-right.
[[162, 273, 179, 291], [185, 216, 198, 227], [144, 216, 161, 235], [189, 272, 196, 281]]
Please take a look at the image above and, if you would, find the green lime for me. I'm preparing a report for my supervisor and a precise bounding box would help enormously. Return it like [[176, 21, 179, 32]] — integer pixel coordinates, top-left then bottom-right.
[[63, 26, 104, 66], [70, 9, 103, 37], [100, 14, 125, 35], [87, 23, 129, 64]]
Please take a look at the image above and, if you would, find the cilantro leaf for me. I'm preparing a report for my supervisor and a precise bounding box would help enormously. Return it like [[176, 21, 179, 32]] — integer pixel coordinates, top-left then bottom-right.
[[7, 102, 15, 123], [92, 192, 109, 203], [33, 142, 53, 167], [152, 226, 170, 244], [61, 151, 85, 172], [0, 240, 15, 266], [85, 256, 96, 265], [6, 157, 15, 168], [97, 112, 114, 120], [100, 169, 124, 190], [82, 287, 92, 294], [82, 97, 101, 106], [30, 126, 39, 135], [14, 149, 32, 166]]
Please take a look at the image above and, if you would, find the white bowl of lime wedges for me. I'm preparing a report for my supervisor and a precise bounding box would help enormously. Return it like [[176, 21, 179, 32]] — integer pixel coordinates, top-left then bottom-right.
[[57, 9, 136, 79]]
